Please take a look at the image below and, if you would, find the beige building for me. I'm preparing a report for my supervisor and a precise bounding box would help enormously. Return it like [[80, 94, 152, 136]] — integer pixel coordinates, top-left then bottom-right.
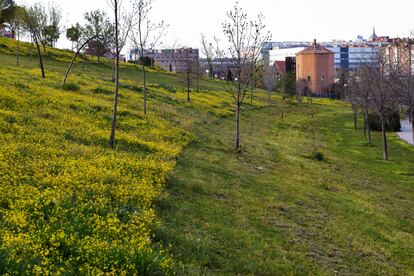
[[129, 48, 199, 73]]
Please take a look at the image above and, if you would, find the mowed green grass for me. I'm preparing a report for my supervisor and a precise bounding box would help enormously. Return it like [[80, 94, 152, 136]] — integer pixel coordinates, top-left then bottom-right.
[[156, 98, 414, 274], [1, 37, 414, 274]]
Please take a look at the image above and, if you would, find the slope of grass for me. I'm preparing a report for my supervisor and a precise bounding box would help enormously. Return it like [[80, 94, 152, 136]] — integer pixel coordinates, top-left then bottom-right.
[[156, 99, 414, 274], [0, 37, 227, 274], [1, 37, 414, 274]]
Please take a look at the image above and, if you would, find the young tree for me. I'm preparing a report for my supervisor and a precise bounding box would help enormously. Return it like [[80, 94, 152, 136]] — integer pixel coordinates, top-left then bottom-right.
[[361, 57, 397, 161], [43, 3, 61, 48], [276, 72, 296, 119], [8, 5, 26, 66], [387, 42, 414, 144], [296, 78, 308, 105], [83, 10, 114, 62], [348, 68, 373, 144], [108, 0, 134, 148], [215, 3, 271, 152], [263, 65, 276, 105], [201, 33, 214, 78], [24, 3, 46, 78], [130, 0, 168, 115], [66, 23, 81, 51]]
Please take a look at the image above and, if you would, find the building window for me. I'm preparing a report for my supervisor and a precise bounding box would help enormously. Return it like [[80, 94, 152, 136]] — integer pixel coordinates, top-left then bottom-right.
[[307, 76, 311, 82], [321, 75, 325, 83]]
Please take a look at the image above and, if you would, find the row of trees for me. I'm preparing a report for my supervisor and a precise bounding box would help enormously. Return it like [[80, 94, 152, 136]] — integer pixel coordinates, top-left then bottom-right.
[[1, 1, 62, 71], [347, 51, 414, 161], [7, 0, 407, 157]]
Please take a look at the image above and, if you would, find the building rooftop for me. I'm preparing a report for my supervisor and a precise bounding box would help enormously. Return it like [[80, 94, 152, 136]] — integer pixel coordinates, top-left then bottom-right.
[[296, 39, 334, 55]]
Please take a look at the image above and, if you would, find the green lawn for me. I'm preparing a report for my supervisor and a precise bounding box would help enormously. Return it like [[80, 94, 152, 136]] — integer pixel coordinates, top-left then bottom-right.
[[1, 37, 414, 274], [156, 98, 414, 274]]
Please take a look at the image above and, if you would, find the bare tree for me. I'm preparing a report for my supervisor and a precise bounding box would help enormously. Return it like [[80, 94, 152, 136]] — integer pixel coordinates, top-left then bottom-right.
[[263, 65, 277, 105], [215, 3, 271, 152], [348, 70, 372, 144], [130, 0, 168, 115], [8, 5, 26, 67], [108, 0, 134, 148], [359, 55, 397, 161], [201, 33, 214, 78], [387, 40, 414, 143], [296, 78, 308, 105]]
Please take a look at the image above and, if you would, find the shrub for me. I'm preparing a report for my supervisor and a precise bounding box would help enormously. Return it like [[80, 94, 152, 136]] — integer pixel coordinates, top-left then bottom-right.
[[310, 151, 325, 161], [368, 109, 401, 132], [92, 87, 113, 95], [62, 82, 80, 91]]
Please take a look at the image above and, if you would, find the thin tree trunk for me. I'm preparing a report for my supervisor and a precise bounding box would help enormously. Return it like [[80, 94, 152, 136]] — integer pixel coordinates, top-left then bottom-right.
[[112, 58, 116, 82], [35, 39, 45, 78], [197, 63, 199, 93], [281, 81, 285, 119], [63, 36, 97, 84], [362, 107, 367, 137], [380, 113, 388, 161], [268, 90, 272, 106], [187, 54, 190, 102], [187, 72, 190, 102], [352, 106, 358, 130], [109, 1, 120, 148], [236, 101, 241, 151], [310, 96, 314, 118], [411, 106, 414, 144], [142, 62, 147, 115], [16, 36, 20, 67], [365, 108, 371, 144]]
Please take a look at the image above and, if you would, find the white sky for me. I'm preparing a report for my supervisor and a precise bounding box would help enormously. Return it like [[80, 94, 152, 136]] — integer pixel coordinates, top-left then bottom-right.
[[18, 0, 414, 52]]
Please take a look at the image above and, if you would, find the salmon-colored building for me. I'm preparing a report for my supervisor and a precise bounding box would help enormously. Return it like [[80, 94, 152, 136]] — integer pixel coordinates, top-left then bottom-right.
[[296, 40, 335, 96]]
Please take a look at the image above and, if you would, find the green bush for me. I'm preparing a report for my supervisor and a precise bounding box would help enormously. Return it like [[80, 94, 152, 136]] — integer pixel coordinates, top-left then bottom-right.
[[92, 87, 113, 95], [62, 83, 80, 91], [311, 151, 325, 161], [368, 109, 401, 132]]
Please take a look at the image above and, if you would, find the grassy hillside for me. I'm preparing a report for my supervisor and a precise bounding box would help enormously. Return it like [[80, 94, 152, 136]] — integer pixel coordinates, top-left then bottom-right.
[[1, 37, 414, 274]]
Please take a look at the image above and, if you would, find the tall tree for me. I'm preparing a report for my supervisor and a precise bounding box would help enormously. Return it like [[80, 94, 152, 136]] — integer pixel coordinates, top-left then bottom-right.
[[130, 0, 168, 115], [215, 2, 271, 152]]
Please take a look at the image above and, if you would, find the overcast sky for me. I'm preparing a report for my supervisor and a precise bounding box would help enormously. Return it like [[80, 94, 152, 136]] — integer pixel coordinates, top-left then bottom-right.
[[18, 0, 414, 52]]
